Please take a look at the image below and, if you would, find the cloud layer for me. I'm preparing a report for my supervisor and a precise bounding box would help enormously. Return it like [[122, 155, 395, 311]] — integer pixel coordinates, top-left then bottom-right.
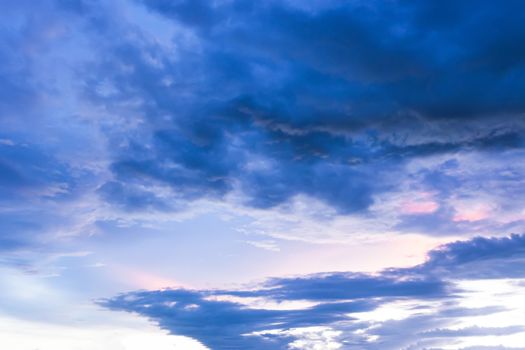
[[103, 234, 525, 349], [1, 0, 525, 247], [82, 0, 525, 214]]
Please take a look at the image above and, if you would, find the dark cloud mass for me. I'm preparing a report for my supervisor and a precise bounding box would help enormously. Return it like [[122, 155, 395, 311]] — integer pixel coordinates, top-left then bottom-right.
[[76, 0, 525, 213], [2, 0, 525, 215], [103, 234, 525, 349]]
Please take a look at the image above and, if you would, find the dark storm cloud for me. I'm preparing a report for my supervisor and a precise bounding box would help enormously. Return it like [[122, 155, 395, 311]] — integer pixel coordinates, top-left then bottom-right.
[[0, 0, 524, 245], [103, 234, 525, 349], [1, 0, 525, 215], [137, 0, 525, 121], [74, 0, 525, 213]]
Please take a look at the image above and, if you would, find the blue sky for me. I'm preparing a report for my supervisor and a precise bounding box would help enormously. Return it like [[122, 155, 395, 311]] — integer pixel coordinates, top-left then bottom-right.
[[1, 0, 525, 349]]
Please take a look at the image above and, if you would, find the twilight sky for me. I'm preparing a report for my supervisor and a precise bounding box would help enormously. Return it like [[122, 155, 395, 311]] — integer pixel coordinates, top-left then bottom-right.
[[1, 0, 525, 349]]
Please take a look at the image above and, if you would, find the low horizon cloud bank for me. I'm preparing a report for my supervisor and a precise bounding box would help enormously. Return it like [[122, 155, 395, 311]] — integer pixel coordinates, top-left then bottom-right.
[[103, 234, 525, 349]]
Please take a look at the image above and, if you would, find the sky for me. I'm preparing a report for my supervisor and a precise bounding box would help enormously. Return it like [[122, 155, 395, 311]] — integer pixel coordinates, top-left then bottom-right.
[[1, 0, 525, 349]]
